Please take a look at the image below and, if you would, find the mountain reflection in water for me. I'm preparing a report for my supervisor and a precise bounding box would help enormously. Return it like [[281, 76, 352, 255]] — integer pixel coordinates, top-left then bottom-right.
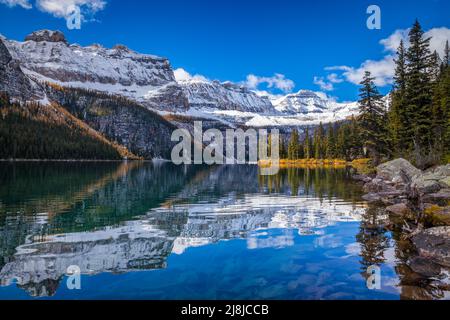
[[0, 162, 448, 300]]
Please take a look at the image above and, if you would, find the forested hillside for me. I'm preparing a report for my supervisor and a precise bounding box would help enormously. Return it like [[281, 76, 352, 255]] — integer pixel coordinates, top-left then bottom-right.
[[0, 92, 137, 160], [43, 84, 178, 159]]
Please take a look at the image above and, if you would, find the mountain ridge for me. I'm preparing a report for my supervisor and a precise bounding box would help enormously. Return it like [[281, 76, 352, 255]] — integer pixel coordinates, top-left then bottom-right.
[[1, 30, 360, 127]]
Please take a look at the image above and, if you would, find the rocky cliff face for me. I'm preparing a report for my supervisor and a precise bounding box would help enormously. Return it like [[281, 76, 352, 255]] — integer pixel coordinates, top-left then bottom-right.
[[3, 30, 189, 111], [1, 30, 362, 131], [0, 31, 180, 159], [178, 78, 276, 113], [0, 37, 44, 101]]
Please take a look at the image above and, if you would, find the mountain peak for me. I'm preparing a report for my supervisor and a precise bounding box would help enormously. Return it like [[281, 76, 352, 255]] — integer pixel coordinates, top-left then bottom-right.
[[24, 30, 67, 44], [290, 90, 321, 98]]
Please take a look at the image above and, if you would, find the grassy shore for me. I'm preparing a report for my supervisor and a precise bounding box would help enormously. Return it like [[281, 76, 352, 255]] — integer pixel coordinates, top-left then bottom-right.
[[258, 158, 372, 170]]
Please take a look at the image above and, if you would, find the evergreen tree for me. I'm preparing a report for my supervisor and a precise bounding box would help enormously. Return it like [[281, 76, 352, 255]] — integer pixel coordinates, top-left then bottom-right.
[[313, 122, 325, 159], [430, 50, 447, 158], [405, 20, 434, 164], [288, 129, 300, 160], [441, 40, 449, 72], [325, 123, 336, 159], [279, 136, 287, 159], [303, 127, 311, 159], [389, 40, 408, 155], [358, 71, 388, 164], [336, 123, 349, 160]]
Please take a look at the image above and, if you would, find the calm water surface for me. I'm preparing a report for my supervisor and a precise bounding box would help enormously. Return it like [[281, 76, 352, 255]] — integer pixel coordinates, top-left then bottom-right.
[[0, 162, 447, 300]]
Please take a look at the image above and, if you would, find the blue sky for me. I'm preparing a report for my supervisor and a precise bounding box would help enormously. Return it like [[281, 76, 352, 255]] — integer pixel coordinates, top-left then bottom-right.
[[0, 0, 449, 101]]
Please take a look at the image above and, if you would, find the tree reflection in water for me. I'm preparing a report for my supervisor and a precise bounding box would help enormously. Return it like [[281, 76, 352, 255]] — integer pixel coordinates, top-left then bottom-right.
[[0, 163, 448, 299]]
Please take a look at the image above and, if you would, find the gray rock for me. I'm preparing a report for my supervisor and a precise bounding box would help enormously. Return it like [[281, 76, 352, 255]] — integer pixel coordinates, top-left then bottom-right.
[[439, 177, 450, 188], [377, 158, 421, 183], [412, 227, 450, 267], [0, 38, 44, 101], [408, 256, 442, 277], [362, 193, 382, 203], [410, 165, 450, 193], [427, 165, 450, 179], [24, 30, 67, 44], [363, 179, 395, 193], [412, 176, 442, 194], [423, 189, 450, 202], [386, 203, 411, 216]]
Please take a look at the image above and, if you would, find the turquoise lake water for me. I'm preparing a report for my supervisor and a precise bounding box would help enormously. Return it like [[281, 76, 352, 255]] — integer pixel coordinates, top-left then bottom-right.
[[0, 162, 446, 300]]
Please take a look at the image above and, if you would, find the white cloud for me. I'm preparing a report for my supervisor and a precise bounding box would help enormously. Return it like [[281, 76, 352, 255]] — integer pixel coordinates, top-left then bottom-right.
[[36, 0, 106, 18], [340, 55, 396, 86], [173, 68, 208, 82], [325, 66, 352, 72], [322, 27, 450, 88], [244, 73, 295, 93], [313, 72, 344, 91], [426, 27, 450, 58], [0, 0, 32, 9], [0, 0, 107, 18], [379, 29, 410, 53], [327, 73, 343, 84], [380, 27, 450, 58], [313, 76, 334, 91]]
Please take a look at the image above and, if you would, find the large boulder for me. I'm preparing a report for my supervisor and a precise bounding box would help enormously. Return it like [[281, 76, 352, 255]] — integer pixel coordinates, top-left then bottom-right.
[[423, 189, 450, 204], [377, 159, 421, 183], [412, 227, 450, 267], [408, 256, 442, 277], [386, 203, 412, 216], [440, 177, 450, 188], [412, 175, 442, 194], [411, 165, 450, 193]]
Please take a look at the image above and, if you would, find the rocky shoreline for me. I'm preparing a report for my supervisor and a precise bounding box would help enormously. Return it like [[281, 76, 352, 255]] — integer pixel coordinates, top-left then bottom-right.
[[353, 158, 450, 271]]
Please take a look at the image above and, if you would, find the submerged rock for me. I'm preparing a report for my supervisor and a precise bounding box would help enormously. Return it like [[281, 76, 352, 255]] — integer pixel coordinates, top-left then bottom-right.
[[362, 193, 382, 203], [412, 227, 450, 267], [352, 174, 372, 183]]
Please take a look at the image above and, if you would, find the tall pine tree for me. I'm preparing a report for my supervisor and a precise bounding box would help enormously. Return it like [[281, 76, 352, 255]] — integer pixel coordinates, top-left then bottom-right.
[[405, 20, 434, 165], [358, 71, 388, 165], [389, 39, 408, 155]]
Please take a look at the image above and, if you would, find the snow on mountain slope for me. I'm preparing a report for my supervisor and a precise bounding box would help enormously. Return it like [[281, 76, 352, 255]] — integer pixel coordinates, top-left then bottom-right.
[[1, 30, 362, 128], [169, 88, 360, 127], [178, 77, 276, 113], [3, 30, 188, 111], [273, 90, 337, 114]]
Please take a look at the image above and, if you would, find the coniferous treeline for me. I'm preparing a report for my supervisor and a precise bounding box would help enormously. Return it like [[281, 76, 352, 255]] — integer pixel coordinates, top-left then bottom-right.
[[282, 20, 449, 168], [279, 117, 364, 162], [0, 92, 129, 160], [388, 20, 450, 167]]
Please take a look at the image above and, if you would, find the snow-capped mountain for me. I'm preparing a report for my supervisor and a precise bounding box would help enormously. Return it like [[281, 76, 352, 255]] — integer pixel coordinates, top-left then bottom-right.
[[178, 77, 276, 113], [1, 30, 361, 128], [3, 30, 188, 111], [172, 88, 360, 128], [273, 90, 339, 114]]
